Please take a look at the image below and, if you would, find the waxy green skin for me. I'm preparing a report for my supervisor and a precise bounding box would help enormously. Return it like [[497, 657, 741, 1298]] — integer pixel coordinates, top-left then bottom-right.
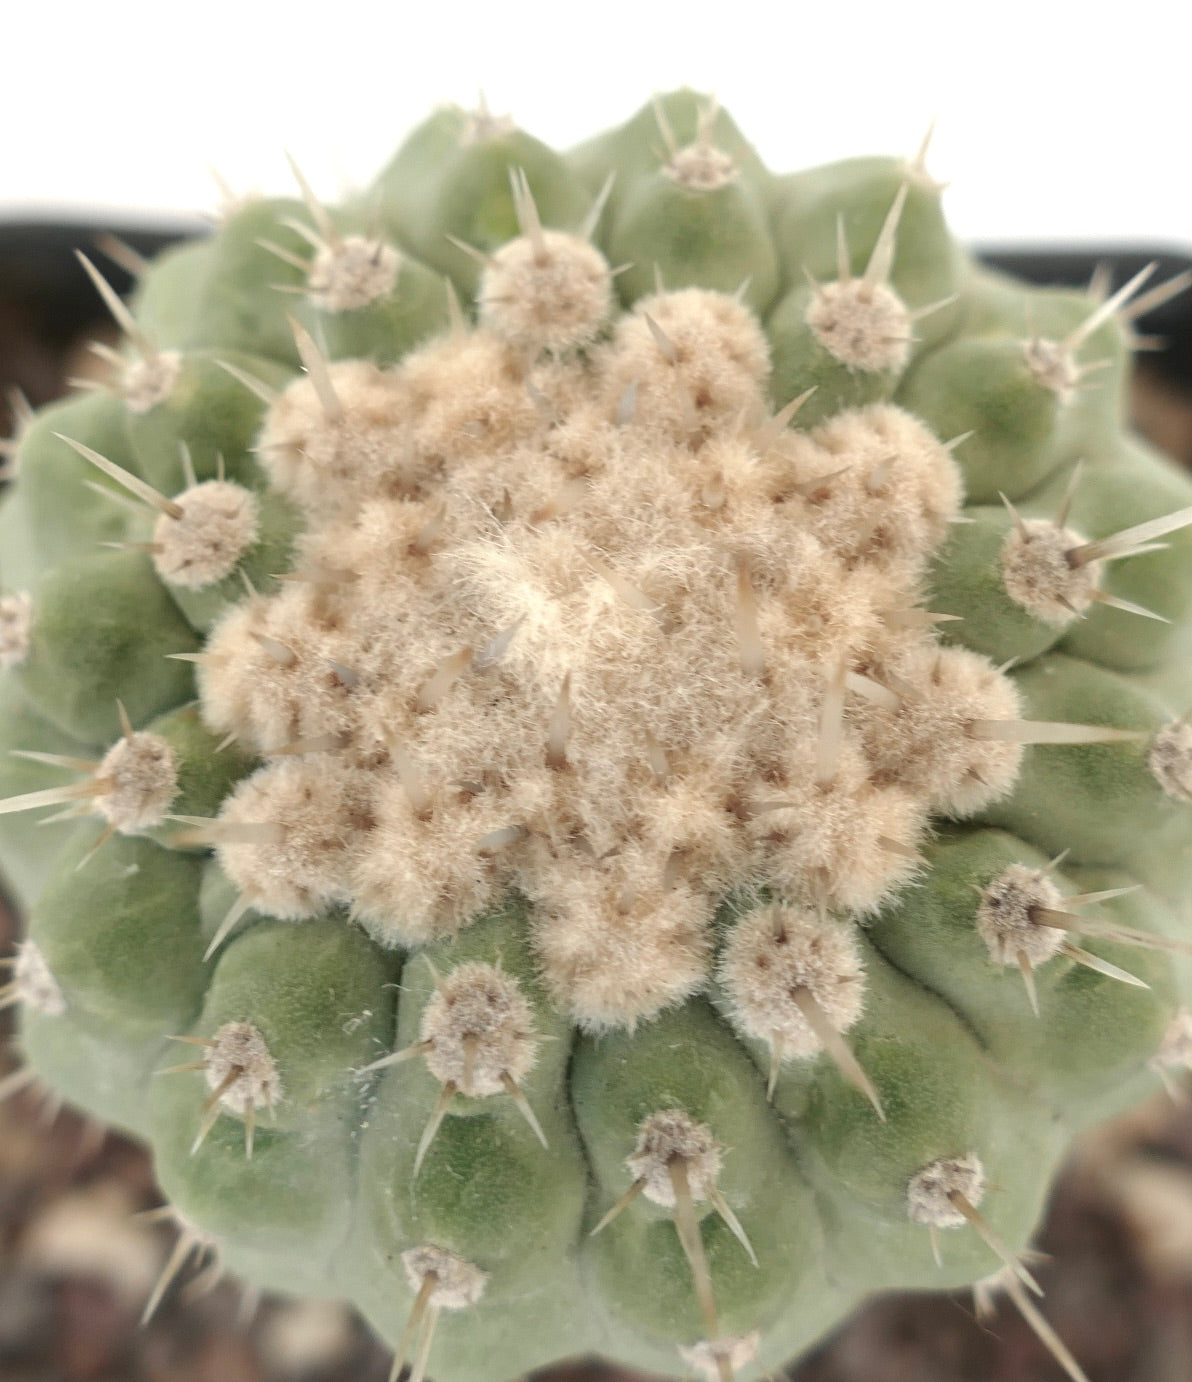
[[18, 551, 199, 744], [2, 90, 1192, 1382]]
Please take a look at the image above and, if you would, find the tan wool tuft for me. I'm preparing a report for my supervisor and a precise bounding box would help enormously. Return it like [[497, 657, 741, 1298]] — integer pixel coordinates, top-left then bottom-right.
[[95, 731, 179, 832], [1000, 519, 1099, 624], [199, 583, 362, 753], [399, 330, 546, 466], [793, 404, 964, 577], [120, 350, 183, 414], [529, 849, 714, 1031], [13, 940, 66, 1016], [717, 902, 866, 1055], [197, 601, 265, 743], [417, 961, 538, 1097], [906, 1153, 987, 1228], [1149, 718, 1192, 803], [686, 430, 786, 528], [760, 556, 889, 669], [215, 759, 372, 919], [1152, 1007, 1192, 1071], [0, 591, 33, 670], [975, 863, 1066, 968], [679, 1333, 761, 1380], [302, 497, 436, 597], [857, 645, 1023, 817], [625, 1109, 724, 1207], [203, 1021, 283, 1115], [635, 771, 751, 895], [665, 142, 739, 191], [1021, 336, 1081, 402], [306, 236, 400, 313], [742, 745, 926, 916], [153, 481, 260, 590], [805, 280, 912, 374], [255, 361, 409, 517], [401, 1244, 488, 1309], [598, 289, 772, 444], [352, 779, 511, 946], [478, 230, 613, 352]]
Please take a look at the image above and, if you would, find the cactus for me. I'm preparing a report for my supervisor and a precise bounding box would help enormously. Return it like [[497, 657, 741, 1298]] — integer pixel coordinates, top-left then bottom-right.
[[2, 90, 1192, 1382]]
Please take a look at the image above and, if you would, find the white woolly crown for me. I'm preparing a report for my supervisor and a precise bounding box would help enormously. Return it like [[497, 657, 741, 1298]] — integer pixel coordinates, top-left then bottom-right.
[[198, 231, 1023, 1031]]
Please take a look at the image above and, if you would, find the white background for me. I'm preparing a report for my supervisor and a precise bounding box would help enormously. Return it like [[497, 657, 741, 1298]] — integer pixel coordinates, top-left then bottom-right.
[[2, 0, 1189, 250]]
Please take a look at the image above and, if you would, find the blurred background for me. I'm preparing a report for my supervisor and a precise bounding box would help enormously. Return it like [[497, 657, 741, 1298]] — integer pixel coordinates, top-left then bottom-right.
[[2, 0, 1191, 246], [4, 2, 1192, 1378]]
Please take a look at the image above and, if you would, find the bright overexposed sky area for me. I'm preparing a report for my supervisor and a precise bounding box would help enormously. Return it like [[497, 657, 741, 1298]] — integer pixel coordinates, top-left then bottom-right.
[[3, 1, 1190, 251]]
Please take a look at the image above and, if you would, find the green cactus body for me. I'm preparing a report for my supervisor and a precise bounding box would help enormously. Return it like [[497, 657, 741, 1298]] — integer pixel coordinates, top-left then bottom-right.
[[2, 91, 1192, 1382]]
